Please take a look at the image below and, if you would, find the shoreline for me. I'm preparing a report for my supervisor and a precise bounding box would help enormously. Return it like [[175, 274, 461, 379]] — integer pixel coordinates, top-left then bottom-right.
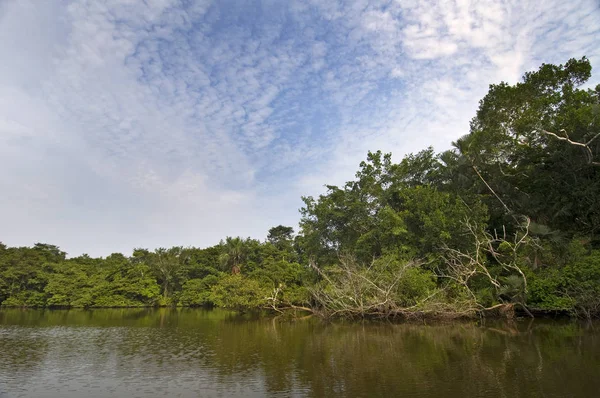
[[0, 304, 579, 320]]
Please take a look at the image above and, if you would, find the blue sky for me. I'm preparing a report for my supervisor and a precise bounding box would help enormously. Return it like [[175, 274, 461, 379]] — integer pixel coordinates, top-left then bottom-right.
[[1, 0, 599, 256]]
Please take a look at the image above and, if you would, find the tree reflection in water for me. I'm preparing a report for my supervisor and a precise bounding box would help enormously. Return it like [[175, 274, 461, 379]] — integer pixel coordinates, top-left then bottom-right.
[[1, 308, 598, 398]]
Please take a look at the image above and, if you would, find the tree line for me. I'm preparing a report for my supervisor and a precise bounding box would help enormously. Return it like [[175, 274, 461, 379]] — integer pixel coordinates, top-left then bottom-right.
[[1, 57, 599, 318]]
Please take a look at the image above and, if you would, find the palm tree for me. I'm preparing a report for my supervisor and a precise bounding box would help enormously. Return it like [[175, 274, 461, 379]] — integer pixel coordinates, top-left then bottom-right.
[[219, 237, 248, 274]]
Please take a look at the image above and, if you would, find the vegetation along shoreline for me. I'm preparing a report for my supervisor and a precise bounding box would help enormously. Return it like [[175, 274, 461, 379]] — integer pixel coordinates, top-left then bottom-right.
[[2, 57, 599, 320]]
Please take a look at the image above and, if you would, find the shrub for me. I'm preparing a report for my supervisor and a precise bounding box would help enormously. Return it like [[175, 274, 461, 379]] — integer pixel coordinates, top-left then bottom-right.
[[210, 275, 268, 311], [179, 275, 219, 307]]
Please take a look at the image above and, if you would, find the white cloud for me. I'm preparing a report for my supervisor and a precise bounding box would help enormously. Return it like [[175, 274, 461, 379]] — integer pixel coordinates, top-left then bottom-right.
[[0, 0, 598, 255], [296, 0, 600, 196]]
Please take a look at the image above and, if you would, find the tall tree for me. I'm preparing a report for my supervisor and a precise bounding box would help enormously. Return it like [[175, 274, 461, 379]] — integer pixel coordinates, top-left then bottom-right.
[[133, 247, 187, 303], [219, 237, 249, 274], [455, 57, 600, 241], [267, 225, 295, 249]]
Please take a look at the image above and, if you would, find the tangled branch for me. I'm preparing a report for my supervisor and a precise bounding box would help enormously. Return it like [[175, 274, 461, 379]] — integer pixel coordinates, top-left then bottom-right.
[[440, 217, 536, 317]]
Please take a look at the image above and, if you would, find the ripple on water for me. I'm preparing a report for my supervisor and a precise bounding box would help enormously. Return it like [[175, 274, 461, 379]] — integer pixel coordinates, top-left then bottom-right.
[[1, 310, 599, 398]]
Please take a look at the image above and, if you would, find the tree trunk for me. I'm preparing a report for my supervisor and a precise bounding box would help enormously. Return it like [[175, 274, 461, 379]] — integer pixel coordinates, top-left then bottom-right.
[[163, 283, 169, 302]]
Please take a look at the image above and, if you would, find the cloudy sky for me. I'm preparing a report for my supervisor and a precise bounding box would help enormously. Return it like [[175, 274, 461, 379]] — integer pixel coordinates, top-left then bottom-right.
[[1, 0, 599, 256]]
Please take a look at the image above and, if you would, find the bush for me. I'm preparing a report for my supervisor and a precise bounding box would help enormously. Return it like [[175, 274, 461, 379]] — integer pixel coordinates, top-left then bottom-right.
[[394, 266, 437, 306], [249, 259, 312, 306], [563, 249, 600, 317], [179, 276, 219, 307], [528, 269, 574, 310], [1, 291, 47, 307], [527, 246, 600, 317], [209, 275, 268, 311]]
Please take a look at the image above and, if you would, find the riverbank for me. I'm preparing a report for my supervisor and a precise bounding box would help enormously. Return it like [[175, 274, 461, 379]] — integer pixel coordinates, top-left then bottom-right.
[[0, 302, 582, 320]]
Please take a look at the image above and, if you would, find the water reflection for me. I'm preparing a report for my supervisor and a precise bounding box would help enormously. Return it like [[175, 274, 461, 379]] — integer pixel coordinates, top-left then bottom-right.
[[1, 309, 598, 397]]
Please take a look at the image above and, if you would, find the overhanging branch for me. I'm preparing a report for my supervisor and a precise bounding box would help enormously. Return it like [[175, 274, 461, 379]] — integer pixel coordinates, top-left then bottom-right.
[[540, 129, 600, 166]]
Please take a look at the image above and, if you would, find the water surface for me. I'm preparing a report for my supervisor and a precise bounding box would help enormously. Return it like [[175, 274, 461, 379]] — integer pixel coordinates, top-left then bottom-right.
[[1, 309, 599, 397]]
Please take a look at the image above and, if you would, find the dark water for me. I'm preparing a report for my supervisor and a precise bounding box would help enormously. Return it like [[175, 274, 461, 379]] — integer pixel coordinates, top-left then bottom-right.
[[0, 309, 599, 398]]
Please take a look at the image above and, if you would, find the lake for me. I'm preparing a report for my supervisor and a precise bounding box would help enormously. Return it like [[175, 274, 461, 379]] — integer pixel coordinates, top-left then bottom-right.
[[0, 309, 599, 397]]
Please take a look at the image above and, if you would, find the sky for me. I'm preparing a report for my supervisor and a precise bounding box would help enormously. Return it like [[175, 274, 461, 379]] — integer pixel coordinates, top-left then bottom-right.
[[1, 0, 599, 257]]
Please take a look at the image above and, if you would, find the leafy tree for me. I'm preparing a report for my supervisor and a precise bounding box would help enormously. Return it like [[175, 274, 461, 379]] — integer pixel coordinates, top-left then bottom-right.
[[267, 225, 295, 247], [300, 150, 487, 265], [133, 247, 188, 305], [179, 275, 219, 307], [98, 253, 160, 307], [0, 243, 59, 307], [183, 246, 221, 280], [455, 57, 600, 240]]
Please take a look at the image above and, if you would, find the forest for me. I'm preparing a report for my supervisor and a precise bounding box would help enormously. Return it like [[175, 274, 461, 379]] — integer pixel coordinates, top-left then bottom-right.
[[1, 57, 599, 319]]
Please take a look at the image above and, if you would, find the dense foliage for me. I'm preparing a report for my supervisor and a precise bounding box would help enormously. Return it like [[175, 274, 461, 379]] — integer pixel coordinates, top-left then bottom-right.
[[1, 57, 599, 318]]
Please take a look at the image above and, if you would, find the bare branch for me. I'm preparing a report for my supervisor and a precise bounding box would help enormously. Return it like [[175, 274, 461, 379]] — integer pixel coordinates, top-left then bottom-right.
[[441, 217, 533, 317], [472, 165, 512, 213], [540, 129, 600, 166]]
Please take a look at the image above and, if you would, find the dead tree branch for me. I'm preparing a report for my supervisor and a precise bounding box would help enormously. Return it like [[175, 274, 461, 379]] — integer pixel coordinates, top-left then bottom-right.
[[540, 129, 600, 166]]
